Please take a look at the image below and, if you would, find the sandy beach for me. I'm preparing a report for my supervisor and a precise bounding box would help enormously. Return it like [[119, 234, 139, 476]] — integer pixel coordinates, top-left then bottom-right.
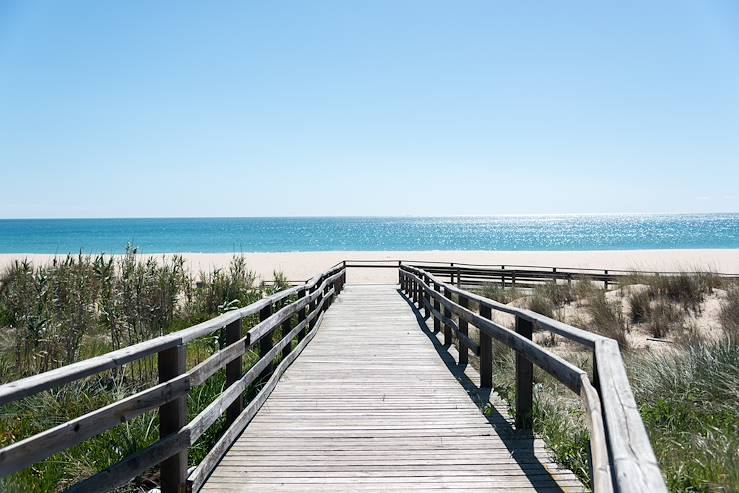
[[1, 249, 737, 284]]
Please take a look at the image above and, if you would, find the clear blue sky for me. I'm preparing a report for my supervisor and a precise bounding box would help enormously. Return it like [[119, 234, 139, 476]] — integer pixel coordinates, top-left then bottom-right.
[[1, 1, 737, 218]]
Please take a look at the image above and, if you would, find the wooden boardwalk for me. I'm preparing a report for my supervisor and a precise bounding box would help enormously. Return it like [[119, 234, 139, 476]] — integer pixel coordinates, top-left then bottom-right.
[[202, 284, 584, 492]]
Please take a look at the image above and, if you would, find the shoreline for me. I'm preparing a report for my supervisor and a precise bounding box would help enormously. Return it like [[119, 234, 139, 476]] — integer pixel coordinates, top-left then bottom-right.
[[1, 249, 737, 284]]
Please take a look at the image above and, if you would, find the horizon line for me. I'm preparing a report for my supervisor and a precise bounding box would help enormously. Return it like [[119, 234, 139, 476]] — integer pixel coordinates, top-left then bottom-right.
[[1, 211, 738, 220]]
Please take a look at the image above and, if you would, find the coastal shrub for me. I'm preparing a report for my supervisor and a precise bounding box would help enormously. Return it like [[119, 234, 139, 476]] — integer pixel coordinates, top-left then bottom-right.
[[533, 282, 575, 307], [479, 284, 522, 304], [628, 288, 652, 323], [528, 293, 556, 319], [587, 292, 628, 347], [720, 284, 739, 345], [533, 390, 590, 484], [574, 278, 597, 303], [651, 273, 706, 314], [648, 300, 682, 339], [630, 340, 739, 492], [189, 254, 258, 317], [0, 250, 296, 493]]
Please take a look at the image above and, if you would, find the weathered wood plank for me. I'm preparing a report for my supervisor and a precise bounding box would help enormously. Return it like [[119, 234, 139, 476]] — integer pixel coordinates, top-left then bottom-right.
[[200, 284, 582, 493], [189, 309, 327, 492], [595, 339, 667, 493]]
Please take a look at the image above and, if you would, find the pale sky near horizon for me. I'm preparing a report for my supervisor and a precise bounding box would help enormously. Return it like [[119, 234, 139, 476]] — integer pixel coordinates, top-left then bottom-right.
[[1, 1, 738, 218]]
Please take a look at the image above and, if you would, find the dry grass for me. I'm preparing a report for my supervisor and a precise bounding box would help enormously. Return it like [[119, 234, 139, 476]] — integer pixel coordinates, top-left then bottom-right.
[[719, 284, 739, 345], [478, 284, 522, 304], [586, 291, 629, 347], [0, 248, 290, 493]]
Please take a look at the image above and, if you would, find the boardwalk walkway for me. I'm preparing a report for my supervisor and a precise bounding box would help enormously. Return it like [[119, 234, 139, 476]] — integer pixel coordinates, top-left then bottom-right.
[[202, 284, 584, 492]]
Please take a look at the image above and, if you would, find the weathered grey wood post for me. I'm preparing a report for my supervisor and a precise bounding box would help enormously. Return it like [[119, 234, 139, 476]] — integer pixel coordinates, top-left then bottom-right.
[[258, 303, 273, 381], [224, 319, 243, 424], [158, 345, 187, 493], [421, 273, 430, 319], [442, 286, 452, 346], [280, 310, 292, 360], [307, 282, 319, 334], [515, 316, 534, 430], [325, 274, 333, 309], [297, 287, 307, 341], [478, 304, 493, 388], [413, 276, 419, 305], [458, 293, 469, 365], [433, 281, 441, 333]]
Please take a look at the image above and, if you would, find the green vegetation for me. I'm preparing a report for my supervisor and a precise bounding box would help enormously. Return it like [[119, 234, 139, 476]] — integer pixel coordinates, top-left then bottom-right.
[[720, 285, 739, 345], [477, 272, 739, 492], [586, 291, 629, 347], [0, 247, 290, 492], [478, 283, 522, 304], [631, 340, 739, 492]]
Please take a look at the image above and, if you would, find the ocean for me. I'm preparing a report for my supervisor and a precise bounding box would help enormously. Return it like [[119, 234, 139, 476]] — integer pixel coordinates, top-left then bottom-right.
[[0, 214, 737, 254]]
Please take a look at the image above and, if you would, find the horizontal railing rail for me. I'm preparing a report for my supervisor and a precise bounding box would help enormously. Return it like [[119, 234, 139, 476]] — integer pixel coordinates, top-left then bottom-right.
[[409, 262, 739, 290], [399, 265, 668, 493], [0, 264, 347, 493]]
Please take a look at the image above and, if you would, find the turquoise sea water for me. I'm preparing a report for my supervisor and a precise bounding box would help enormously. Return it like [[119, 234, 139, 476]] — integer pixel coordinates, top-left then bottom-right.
[[0, 215, 737, 254]]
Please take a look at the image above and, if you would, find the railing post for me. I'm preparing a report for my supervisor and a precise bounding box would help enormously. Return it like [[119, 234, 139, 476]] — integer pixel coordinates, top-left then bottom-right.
[[258, 302, 274, 382], [442, 286, 452, 346], [604, 270, 609, 290], [281, 308, 292, 360], [458, 293, 469, 365], [456, 267, 461, 287], [298, 287, 308, 341], [224, 319, 243, 424], [336, 270, 342, 294], [307, 282, 319, 334], [158, 345, 187, 493], [325, 275, 333, 308], [433, 281, 441, 333], [515, 316, 534, 430], [478, 304, 493, 388], [421, 274, 430, 319]]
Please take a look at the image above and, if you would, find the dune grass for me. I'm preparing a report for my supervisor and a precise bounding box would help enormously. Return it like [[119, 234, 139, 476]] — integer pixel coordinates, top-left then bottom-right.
[[477, 272, 739, 492], [586, 291, 629, 347], [0, 248, 291, 493]]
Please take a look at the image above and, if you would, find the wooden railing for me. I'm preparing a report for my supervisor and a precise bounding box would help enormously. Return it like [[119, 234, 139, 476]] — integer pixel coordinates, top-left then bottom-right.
[[0, 264, 346, 493], [399, 265, 668, 493], [408, 261, 739, 290]]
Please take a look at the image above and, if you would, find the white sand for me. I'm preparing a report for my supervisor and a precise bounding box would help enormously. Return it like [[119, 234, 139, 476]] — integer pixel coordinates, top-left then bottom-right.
[[0, 249, 737, 284]]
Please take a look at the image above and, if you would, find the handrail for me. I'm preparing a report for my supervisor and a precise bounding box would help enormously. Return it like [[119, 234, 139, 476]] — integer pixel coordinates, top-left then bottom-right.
[[399, 265, 667, 493], [0, 268, 338, 407], [402, 259, 739, 277], [0, 264, 347, 493]]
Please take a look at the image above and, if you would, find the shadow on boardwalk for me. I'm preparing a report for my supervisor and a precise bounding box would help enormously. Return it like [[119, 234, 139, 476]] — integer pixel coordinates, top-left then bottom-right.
[[399, 289, 568, 493]]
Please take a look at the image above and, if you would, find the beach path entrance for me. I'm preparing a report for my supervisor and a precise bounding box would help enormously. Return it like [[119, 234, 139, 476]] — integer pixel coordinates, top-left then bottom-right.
[[0, 262, 669, 493], [200, 284, 583, 492]]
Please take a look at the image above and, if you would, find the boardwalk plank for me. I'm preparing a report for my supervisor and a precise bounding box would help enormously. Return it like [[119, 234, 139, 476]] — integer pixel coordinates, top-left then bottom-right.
[[201, 285, 583, 492]]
